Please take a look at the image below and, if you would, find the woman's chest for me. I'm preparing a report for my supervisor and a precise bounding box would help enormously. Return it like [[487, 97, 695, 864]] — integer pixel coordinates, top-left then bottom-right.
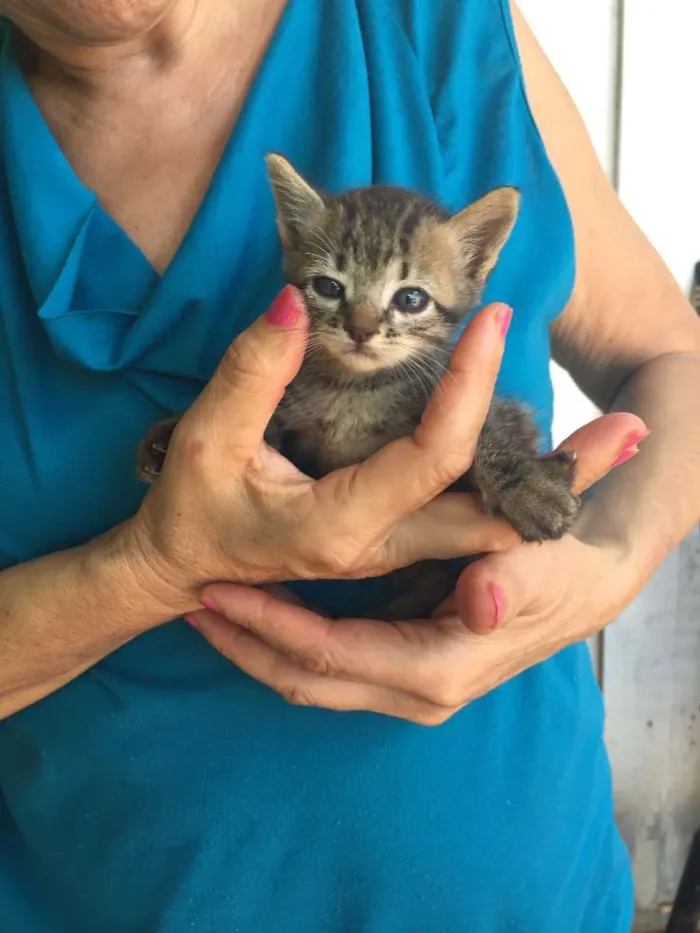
[[25, 16, 283, 272], [30, 105, 237, 274]]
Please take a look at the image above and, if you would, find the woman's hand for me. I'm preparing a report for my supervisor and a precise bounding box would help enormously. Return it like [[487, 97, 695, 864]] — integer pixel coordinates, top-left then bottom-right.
[[182, 412, 647, 723], [128, 287, 521, 618]]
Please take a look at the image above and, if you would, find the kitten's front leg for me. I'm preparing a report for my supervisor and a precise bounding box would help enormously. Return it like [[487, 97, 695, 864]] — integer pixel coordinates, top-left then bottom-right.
[[137, 415, 181, 483], [465, 398, 580, 543], [137, 411, 289, 484]]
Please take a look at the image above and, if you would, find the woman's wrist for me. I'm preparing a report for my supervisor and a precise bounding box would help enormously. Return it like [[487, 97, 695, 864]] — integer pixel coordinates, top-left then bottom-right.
[[0, 518, 199, 718], [572, 460, 669, 588], [87, 518, 200, 629], [567, 497, 653, 632]]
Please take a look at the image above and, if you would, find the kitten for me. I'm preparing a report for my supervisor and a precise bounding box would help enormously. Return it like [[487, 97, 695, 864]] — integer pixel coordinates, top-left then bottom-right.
[[138, 155, 579, 619]]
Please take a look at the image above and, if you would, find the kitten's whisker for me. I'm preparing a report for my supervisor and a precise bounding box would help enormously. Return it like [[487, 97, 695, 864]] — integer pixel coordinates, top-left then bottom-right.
[[287, 332, 327, 355], [390, 342, 449, 373], [422, 363, 458, 391], [395, 350, 457, 400], [393, 344, 457, 389], [397, 356, 436, 403]]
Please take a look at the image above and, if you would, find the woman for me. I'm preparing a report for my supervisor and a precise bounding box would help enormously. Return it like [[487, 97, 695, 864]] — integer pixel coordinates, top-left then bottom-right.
[[0, 1, 698, 930]]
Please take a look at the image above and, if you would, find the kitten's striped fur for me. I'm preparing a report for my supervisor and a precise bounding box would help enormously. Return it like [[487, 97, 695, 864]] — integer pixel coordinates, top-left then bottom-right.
[[138, 155, 580, 618], [265, 156, 579, 579]]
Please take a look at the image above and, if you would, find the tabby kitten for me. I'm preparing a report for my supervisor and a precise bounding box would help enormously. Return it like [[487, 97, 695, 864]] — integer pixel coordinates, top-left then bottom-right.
[[138, 155, 579, 618]]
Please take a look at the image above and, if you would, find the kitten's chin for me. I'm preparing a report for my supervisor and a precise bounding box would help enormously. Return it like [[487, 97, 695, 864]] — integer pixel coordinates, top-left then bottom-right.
[[317, 334, 410, 375], [336, 351, 387, 374]]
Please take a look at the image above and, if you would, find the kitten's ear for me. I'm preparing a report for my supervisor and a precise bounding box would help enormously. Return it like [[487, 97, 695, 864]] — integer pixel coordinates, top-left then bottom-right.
[[265, 153, 326, 247], [445, 187, 520, 283]]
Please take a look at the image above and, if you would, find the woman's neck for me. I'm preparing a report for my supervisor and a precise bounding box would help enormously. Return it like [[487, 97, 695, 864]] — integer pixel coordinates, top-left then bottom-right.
[[13, 0, 258, 101], [9, 0, 288, 271]]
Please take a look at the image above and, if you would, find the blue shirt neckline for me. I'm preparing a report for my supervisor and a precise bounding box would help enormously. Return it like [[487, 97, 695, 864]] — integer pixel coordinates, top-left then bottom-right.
[[0, 9, 298, 374]]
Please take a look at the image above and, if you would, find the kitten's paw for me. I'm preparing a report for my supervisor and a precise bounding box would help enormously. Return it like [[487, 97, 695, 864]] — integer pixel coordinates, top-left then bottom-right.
[[483, 451, 581, 543], [137, 417, 179, 484]]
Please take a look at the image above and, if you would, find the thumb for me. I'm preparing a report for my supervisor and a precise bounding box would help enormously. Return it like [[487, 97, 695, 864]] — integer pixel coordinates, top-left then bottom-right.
[[188, 286, 308, 459], [454, 545, 551, 635]]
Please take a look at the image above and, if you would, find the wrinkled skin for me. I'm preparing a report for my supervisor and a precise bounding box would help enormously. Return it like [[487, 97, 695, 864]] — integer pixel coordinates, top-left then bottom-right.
[[0, 0, 175, 44]]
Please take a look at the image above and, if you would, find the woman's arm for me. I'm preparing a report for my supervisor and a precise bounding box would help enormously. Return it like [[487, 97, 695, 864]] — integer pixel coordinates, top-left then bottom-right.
[[178, 5, 700, 722], [0, 293, 526, 719], [512, 1, 700, 570], [0, 523, 188, 719]]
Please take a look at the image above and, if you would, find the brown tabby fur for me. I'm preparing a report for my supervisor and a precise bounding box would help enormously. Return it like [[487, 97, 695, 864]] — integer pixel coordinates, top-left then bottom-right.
[[138, 154, 580, 619]]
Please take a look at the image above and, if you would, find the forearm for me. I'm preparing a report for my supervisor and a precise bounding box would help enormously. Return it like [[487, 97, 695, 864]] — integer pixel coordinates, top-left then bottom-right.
[[577, 351, 700, 576], [0, 520, 192, 719]]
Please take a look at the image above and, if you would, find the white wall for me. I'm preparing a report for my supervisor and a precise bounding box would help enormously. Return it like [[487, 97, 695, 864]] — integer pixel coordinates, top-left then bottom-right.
[[520, 1, 615, 447], [520, 0, 700, 916], [604, 4, 700, 912], [520, 0, 614, 682]]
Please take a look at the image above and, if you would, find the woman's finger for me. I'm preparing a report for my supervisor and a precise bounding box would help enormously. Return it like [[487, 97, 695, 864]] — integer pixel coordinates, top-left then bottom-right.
[[556, 412, 648, 494], [187, 609, 452, 724], [385, 492, 519, 567], [454, 540, 558, 636], [197, 584, 461, 701], [258, 583, 308, 606], [184, 286, 309, 462], [453, 531, 621, 637], [329, 303, 510, 530]]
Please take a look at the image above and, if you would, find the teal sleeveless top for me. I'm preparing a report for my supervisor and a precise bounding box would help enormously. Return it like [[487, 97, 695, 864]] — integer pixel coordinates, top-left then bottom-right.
[[0, 3, 633, 931]]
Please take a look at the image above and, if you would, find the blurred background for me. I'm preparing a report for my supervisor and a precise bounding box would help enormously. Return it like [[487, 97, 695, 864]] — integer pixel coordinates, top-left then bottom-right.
[[520, 1, 700, 926]]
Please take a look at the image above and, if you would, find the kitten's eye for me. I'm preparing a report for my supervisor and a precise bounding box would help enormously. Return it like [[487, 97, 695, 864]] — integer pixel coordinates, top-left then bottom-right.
[[392, 287, 430, 313], [312, 276, 344, 299]]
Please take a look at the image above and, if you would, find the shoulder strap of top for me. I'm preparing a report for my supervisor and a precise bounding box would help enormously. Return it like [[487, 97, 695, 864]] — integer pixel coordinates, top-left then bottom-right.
[[367, 0, 538, 202]]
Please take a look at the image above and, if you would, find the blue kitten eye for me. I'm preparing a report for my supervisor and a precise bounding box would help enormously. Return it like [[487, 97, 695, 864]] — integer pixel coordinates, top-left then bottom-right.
[[312, 276, 344, 299], [392, 287, 430, 312]]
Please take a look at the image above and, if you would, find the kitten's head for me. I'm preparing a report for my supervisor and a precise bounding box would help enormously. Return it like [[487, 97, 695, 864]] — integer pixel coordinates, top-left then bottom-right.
[[266, 154, 519, 376]]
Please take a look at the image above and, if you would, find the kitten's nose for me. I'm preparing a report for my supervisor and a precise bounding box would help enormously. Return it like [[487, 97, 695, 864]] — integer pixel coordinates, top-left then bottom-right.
[[344, 322, 378, 345]]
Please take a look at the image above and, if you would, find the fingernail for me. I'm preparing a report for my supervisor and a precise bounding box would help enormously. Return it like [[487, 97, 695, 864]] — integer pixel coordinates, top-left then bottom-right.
[[610, 429, 649, 469], [610, 445, 640, 469], [488, 583, 505, 628], [201, 596, 222, 613], [624, 429, 649, 447], [494, 305, 513, 339], [265, 286, 300, 327], [183, 613, 200, 629]]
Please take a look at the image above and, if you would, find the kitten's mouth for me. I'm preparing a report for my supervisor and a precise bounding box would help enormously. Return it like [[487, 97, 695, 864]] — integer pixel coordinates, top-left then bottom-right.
[[340, 348, 391, 374], [346, 344, 376, 358], [317, 332, 390, 373]]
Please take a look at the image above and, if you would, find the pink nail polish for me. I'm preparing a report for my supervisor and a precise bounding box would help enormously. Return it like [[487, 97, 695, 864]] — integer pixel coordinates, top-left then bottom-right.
[[623, 429, 649, 448], [201, 597, 222, 613], [610, 445, 640, 469], [495, 305, 513, 339], [488, 583, 505, 628], [265, 286, 300, 327], [610, 429, 649, 469]]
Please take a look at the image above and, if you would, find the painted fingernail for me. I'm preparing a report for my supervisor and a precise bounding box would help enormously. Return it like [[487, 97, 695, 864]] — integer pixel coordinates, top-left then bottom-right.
[[624, 429, 649, 447], [201, 597, 222, 613], [610, 445, 640, 469], [494, 305, 513, 339], [265, 286, 301, 327], [610, 429, 649, 469], [183, 614, 200, 629], [488, 583, 505, 628]]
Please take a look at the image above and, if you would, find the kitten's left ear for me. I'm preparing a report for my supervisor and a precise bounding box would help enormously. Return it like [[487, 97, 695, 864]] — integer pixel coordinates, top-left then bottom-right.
[[445, 187, 521, 283], [265, 153, 326, 247]]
